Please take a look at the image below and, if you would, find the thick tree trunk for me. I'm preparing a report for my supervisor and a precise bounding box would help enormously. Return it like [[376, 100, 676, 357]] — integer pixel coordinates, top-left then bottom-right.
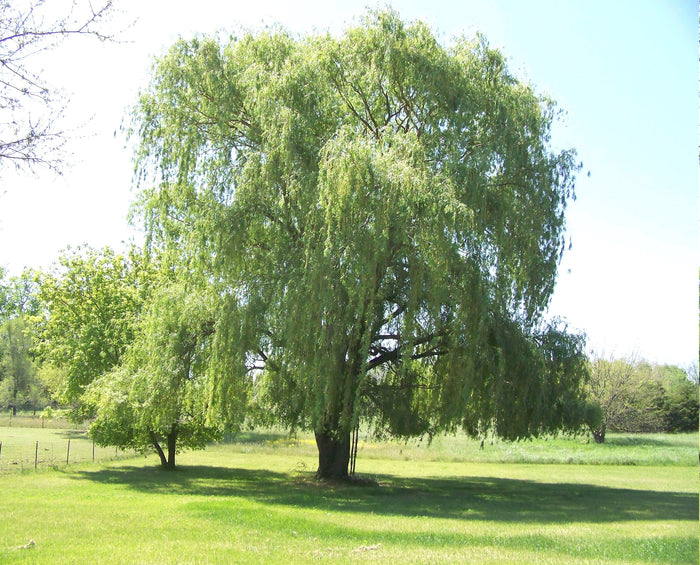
[[166, 425, 178, 469], [150, 428, 177, 469], [315, 428, 351, 480]]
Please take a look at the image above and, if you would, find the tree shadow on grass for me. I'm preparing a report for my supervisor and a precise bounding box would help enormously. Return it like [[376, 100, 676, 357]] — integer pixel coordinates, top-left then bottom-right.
[[72, 464, 698, 525], [54, 429, 91, 440]]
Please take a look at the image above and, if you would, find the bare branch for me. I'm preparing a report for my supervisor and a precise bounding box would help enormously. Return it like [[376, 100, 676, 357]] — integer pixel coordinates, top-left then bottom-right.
[[0, 0, 121, 175]]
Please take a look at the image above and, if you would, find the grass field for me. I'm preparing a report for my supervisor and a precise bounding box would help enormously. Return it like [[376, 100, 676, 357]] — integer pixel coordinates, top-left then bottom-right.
[[1, 410, 84, 430], [233, 428, 699, 467], [0, 430, 697, 564], [0, 426, 137, 473]]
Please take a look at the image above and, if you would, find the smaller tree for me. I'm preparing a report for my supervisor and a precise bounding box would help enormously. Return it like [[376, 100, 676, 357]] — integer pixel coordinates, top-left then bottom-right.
[[35, 246, 154, 418], [585, 355, 694, 442], [587, 355, 648, 442], [87, 284, 234, 469]]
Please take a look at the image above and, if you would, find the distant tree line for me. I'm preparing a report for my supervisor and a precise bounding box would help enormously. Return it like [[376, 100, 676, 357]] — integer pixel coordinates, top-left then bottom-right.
[[585, 355, 698, 443], [1, 247, 697, 465], [0, 268, 46, 414]]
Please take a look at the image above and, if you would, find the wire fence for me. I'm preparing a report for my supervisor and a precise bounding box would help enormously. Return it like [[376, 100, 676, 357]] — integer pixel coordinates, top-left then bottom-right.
[[2, 411, 86, 430], [0, 427, 136, 474]]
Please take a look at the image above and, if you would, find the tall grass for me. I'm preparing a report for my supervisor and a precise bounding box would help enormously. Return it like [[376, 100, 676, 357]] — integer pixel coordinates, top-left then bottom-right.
[[1, 410, 82, 430], [228, 428, 698, 467]]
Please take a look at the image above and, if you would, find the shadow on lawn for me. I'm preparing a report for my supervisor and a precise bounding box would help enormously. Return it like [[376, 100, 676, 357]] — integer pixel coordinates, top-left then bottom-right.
[[55, 429, 92, 440], [72, 464, 697, 525]]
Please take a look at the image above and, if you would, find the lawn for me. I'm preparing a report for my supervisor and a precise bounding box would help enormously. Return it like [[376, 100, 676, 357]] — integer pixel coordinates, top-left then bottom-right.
[[0, 431, 697, 564]]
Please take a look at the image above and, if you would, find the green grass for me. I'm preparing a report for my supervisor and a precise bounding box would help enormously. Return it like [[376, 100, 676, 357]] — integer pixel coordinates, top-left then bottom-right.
[[399, 431, 699, 466], [230, 428, 699, 467], [0, 431, 697, 564], [0, 426, 137, 473], [1, 410, 83, 430]]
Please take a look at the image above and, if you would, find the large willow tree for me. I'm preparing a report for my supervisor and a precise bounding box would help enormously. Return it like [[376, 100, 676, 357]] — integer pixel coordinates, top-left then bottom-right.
[[132, 9, 589, 478]]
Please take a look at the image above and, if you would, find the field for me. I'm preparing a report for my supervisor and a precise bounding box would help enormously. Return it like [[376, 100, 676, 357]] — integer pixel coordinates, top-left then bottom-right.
[[0, 427, 697, 564], [0, 412, 134, 472]]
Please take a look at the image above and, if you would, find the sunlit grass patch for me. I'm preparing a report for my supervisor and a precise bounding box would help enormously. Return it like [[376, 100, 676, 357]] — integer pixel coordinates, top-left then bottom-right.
[[0, 433, 696, 564]]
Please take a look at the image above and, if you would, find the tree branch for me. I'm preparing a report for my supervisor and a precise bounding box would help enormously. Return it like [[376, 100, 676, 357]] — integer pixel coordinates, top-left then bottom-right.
[[366, 331, 447, 371]]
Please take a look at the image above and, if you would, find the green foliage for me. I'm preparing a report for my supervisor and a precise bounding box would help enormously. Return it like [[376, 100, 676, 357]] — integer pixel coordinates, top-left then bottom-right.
[[131, 9, 587, 476], [86, 283, 240, 467], [652, 364, 699, 432], [40, 405, 53, 421], [35, 363, 68, 405], [35, 246, 156, 411], [0, 317, 36, 408], [0, 271, 45, 412], [0, 270, 40, 319], [586, 356, 699, 441], [32, 244, 245, 468]]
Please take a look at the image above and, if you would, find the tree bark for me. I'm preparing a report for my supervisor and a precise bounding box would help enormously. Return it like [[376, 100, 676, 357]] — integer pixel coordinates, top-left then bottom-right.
[[166, 424, 178, 469], [150, 426, 178, 469], [315, 428, 351, 479], [151, 436, 168, 467], [350, 424, 359, 476]]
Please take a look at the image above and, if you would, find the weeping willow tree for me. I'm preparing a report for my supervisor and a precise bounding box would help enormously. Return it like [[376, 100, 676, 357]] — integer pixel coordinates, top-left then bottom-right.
[[131, 9, 590, 479], [86, 282, 244, 469]]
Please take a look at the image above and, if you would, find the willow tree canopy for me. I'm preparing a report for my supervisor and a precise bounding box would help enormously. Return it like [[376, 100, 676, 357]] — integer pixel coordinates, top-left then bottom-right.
[[132, 9, 589, 478]]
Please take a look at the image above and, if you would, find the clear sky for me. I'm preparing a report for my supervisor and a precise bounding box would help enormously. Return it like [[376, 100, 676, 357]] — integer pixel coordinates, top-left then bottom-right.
[[0, 0, 697, 367]]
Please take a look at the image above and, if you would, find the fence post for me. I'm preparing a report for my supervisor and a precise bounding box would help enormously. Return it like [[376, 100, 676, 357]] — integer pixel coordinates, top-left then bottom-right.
[[35, 441, 38, 470], [66, 439, 71, 466]]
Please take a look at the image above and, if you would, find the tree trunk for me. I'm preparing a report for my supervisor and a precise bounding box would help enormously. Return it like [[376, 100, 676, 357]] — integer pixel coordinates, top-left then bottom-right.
[[315, 428, 351, 479], [150, 426, 178, 469], [166, 424, 178, 469], [350, 424, 359, 476], [11, 381, 17, 416], [151, 438, 168, 467], [592, 423, 606, 444]]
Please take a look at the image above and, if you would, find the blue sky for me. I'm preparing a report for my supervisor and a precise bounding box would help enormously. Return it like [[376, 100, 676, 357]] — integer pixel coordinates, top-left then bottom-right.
[[0, 0, 697, 366]]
